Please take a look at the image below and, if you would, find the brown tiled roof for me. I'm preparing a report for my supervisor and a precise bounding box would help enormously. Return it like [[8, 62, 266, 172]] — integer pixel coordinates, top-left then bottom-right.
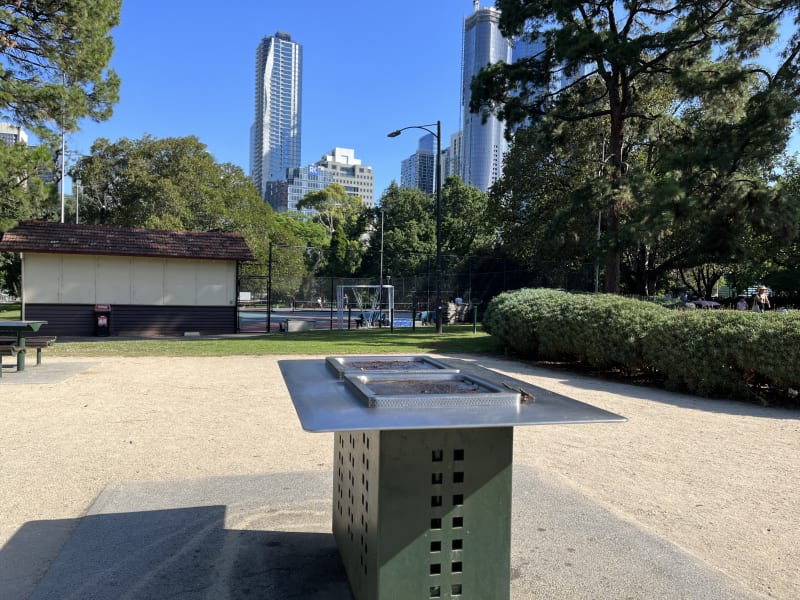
[[0, 221, 255, 261]]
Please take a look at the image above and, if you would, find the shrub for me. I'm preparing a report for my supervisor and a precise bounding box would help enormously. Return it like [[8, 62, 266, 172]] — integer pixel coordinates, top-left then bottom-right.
[[483, 288, 799, 403], [482, 288, 570, 358]]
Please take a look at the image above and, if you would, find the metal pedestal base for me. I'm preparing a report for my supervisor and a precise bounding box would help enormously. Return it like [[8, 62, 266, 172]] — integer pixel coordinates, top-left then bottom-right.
[[333, 427, 513, 600]]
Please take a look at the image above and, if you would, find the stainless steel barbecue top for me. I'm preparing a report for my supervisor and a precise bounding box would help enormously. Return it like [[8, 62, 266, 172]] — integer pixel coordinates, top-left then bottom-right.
[[279, 355, 626, 432]]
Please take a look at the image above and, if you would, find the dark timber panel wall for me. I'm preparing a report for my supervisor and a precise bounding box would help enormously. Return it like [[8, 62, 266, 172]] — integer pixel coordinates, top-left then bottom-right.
[[24, 304, 237, 337]]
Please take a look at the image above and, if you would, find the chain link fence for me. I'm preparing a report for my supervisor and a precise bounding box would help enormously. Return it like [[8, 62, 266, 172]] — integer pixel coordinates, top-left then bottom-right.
[[237, 247, 595, 333]]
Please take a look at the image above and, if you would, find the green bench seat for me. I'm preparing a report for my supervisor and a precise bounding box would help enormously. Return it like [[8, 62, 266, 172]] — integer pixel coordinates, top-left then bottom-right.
[[0, 335, 57, 366]]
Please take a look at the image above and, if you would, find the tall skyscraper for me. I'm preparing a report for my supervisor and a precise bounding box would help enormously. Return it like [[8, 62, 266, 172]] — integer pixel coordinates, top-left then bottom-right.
[[461, 3, 512, 192], [250, 31, 303, 203]]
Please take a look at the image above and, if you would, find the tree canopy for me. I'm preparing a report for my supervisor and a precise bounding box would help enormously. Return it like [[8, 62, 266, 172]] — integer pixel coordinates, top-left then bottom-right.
[[471, 0, 800, 292], [70, 135, 265, 231], [0, 0, 121, 137], [68, 134, 313, 281], [361, 178, 494, 281], [0, 141, 56, 230]]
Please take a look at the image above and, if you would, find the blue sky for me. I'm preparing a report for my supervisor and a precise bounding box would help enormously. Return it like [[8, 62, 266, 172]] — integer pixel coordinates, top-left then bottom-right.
[[67, 1, 797, 199], [67, 0, 479, 198]]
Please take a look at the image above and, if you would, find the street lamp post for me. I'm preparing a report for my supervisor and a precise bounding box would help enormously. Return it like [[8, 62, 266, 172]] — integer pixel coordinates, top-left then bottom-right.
[[387, 120, 443, 333], [379, 208, 385, 326]]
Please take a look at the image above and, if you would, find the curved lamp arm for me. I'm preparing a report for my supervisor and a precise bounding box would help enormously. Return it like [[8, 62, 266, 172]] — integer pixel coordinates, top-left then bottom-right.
[[387, 123, 438, 139]]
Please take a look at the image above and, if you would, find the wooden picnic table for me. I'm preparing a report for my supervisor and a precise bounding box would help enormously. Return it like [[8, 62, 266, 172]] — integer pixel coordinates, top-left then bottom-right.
[[0, 320, 47, 372]]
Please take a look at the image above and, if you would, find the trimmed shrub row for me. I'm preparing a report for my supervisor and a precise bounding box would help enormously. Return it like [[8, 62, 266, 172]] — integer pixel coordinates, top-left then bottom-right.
[[482, 288, 800, 403]]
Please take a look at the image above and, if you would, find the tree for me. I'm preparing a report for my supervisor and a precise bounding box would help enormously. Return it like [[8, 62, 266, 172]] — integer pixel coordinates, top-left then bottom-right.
[[488, 113, 603, 269], [70, 135, 264, 231], [0, 142, 56, 229], [440, 176, 495, 263], [296, 183, 365, 237], [296, 183, 368, 276], [362, 183, 436, 279], [471, 0, 800, 292], [490, 72, 800, 295], [0, 1, 121, 137], [0, 141, 58, 292], [761, 157, 800, 295]]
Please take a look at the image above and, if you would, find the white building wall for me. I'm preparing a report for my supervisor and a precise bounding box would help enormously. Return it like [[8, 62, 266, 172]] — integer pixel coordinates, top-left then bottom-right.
[[23, 254, 235, 306]]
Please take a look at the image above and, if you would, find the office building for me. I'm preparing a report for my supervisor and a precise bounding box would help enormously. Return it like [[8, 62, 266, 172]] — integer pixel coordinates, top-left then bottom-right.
[[400, 134, 436, 195], [0, 123, 28, 146], [266, 148, 374, 215], [266, 164, 333, 215], [460, 2, 512, 192], [250, 31, 303, 201], [316, 148, 375, 208]]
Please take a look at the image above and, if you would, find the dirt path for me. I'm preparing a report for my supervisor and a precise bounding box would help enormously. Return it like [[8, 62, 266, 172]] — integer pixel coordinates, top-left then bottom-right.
[[1, 355, 797, 598]]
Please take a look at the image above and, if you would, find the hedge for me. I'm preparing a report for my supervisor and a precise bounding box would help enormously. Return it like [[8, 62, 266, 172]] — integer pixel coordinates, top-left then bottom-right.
[[482, 288, 800, 403]]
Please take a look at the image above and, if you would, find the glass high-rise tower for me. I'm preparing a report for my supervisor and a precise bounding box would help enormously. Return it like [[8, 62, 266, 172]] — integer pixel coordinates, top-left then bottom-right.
[[461, 3, 511, 192], [250, 31, 303, 204]]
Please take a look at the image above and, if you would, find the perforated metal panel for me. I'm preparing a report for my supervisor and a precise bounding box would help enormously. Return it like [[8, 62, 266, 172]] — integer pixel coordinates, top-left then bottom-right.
[[333, 428, 513, 600]]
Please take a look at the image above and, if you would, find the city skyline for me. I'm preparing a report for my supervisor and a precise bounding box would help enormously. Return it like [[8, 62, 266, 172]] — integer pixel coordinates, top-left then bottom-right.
[[63, 1, 476, 200], [37, 1, 800, 202]]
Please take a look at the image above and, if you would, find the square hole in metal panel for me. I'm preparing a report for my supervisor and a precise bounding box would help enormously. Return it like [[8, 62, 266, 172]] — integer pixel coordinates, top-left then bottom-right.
[[431, 518, 442, 530], [452, 539, 463, 550], [431, 540, 442, 552], [452, 516, 464, 528], [430, 563, 441, 575], [432, 472, 443, 485], [454, 471, 464, 483]]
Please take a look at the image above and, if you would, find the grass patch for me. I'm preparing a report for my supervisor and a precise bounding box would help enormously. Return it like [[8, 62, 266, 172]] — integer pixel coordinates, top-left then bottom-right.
[[50, 326, 501, 358], [0, 304, 21, 319]]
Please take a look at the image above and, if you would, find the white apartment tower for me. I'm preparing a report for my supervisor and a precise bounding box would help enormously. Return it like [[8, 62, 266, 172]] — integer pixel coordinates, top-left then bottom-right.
[[461, 3, 512, 192], [250, 32, 303, 203]]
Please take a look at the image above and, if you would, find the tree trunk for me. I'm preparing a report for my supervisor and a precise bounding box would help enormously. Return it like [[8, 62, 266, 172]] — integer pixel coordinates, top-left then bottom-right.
[[603, 70, 627, 294]]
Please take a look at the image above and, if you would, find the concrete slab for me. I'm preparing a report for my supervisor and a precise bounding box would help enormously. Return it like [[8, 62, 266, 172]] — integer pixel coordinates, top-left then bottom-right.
[[15, 466, 760, 600], [0, 361, 95, 385]]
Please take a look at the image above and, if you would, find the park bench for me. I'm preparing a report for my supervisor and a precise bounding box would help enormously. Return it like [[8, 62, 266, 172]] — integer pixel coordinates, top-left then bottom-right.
[[0, 335, 57, 366], [0, 344, 24, 378]]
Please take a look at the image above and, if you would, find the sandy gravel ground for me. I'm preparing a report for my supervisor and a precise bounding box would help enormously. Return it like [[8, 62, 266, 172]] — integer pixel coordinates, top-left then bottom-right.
[[1, 354, 798, 599]]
